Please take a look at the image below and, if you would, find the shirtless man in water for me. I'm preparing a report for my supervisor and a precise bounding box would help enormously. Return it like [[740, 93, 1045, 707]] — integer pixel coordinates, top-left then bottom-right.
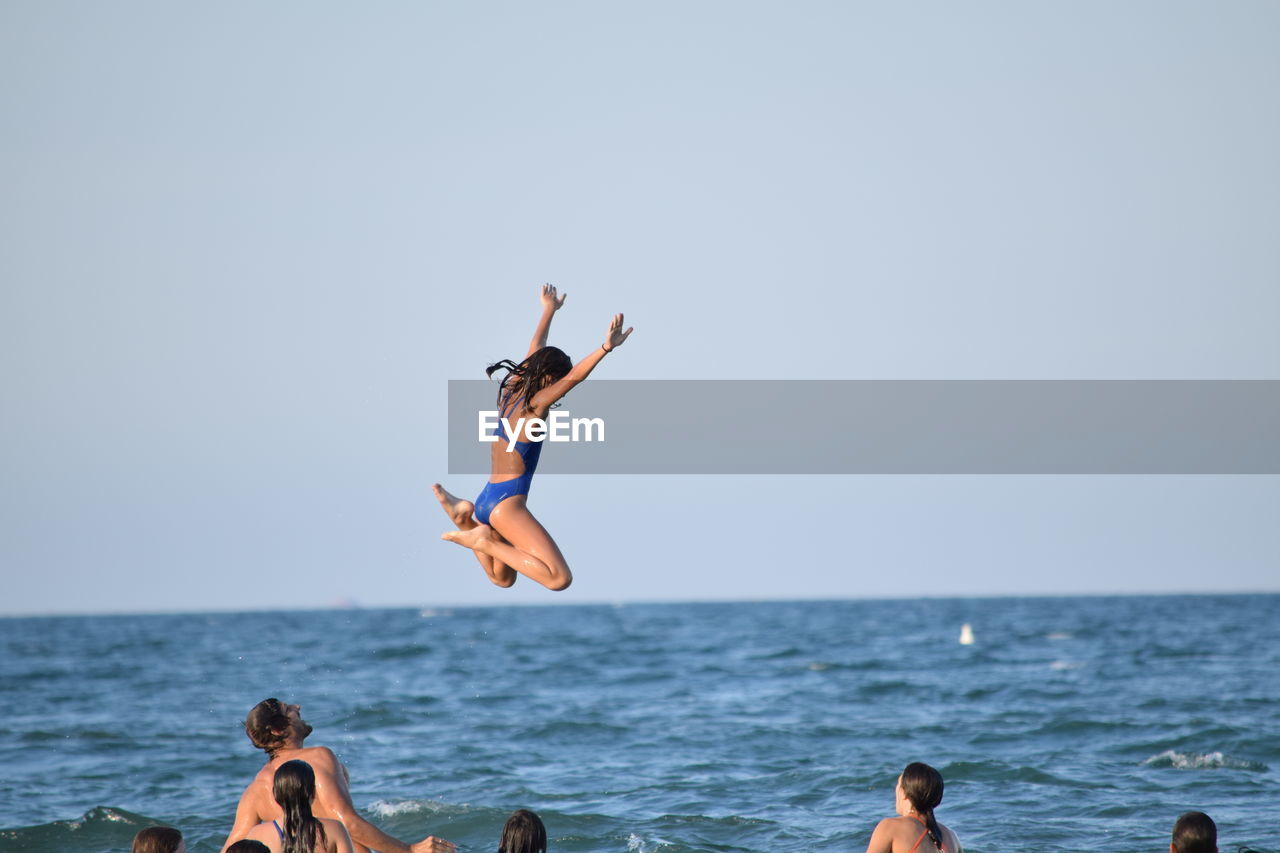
[[220, 698, 455, 853]]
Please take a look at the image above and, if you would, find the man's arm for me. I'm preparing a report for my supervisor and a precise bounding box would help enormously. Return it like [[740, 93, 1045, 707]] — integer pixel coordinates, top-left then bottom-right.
[[219, 783, 265, 853], [526, 284, 565, 357], [309, 748, 455, 853]]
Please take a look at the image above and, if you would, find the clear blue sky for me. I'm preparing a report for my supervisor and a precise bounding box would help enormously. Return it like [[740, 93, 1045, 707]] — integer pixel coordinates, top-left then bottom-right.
[[2, 2, 1277, 614]]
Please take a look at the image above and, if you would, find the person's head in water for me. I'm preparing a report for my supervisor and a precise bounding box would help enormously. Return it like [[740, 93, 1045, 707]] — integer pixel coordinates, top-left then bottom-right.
[[487, 347, 573, 413], [897, 763, 946, 851], [245, 698, 312, 758], [1171, 812, 1217, 853], [498, 809, 547, 853], [273, 760, 329, 853], [131, 826, 185, 853], [227, 842, 272, 853]]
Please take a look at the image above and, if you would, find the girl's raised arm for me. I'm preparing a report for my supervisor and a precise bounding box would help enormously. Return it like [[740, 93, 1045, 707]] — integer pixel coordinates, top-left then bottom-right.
[[526, 283, 566, 358], [529, 313, 632, 411]]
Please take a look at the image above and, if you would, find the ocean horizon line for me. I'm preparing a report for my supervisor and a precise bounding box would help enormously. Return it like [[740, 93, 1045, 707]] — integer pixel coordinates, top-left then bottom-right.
[[3, 588, 1275, 620]]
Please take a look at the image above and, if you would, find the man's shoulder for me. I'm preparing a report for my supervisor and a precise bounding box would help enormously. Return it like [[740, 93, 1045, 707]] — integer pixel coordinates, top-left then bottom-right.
[[282, 744, 342, 771], [247, 760, 274, 787], [248, 745, 338, 780], [235, 765, 274, 819]]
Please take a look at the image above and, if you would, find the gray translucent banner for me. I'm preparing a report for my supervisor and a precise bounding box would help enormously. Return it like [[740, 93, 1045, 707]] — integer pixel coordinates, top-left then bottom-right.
[[447, 380, 1280, 474]]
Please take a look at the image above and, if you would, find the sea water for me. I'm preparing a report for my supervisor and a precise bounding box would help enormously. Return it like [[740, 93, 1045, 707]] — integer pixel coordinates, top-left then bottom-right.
[[1, 596, 1277, 853]]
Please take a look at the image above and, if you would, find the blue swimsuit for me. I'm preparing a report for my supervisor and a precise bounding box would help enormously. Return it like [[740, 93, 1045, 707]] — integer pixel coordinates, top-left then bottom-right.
[[474, 394, 543, 526]]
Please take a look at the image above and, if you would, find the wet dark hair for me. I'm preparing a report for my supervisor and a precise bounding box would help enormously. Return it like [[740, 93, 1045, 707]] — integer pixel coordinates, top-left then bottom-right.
[[487, 347, 573, 414], [274, 760, 329, 853], [498, 808, 547, 853], [1172, 811, 1217, 853], [245, 698, 291, 757], [131, 826, 183, 853], [900, 762, 946, 852], [227, 842, 272, 853]]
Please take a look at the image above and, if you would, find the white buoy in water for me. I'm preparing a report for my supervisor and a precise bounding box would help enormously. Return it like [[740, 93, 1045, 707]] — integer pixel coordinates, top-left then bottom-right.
[[959, 623, 975, 645]]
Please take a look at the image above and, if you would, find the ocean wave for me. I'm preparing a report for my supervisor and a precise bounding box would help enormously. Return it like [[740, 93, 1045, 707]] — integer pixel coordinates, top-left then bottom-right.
[[1141, 750, 1267, 771], [943, 760, 1104, 788], [370, 643, 434, 660], [368, 799, 449, 818], [334, 704, 414, 729], [0, 667, 76, 684], [858, 679, 920, 697], [1030, 718, 1140, 738], [21, 728, 128, 745], [521, 720, 631, 740], [65, 806, 139, 829], [626, 831, 676, 852], [0, 806, 152, 852], [802, 659, 884, 673]]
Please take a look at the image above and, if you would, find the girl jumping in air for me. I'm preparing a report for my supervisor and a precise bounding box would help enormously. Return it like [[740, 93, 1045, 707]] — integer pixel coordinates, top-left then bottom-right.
[[433, 284, 632, 591]]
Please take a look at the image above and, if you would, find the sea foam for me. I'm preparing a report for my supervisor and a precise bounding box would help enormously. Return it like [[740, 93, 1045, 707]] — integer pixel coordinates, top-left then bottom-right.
[[369, 799, 442, 818], [1141, 750, 1266, 771]]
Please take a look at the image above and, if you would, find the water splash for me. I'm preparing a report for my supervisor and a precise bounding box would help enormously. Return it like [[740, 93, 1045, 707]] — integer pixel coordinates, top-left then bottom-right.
[[627, 831, 674, 852], [1141, 750, 1267, 771], [369, 799, 441, 818]]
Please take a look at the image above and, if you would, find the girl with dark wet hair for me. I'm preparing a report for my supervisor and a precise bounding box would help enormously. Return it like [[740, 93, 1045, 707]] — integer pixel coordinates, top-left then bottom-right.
[[243, 760, 354, 853], [434, 284, 632, 591], [865, 762, 963, 853], [498, 809, 547, 853], [132, 826, 185, 853], [227, 843, 272, 853]]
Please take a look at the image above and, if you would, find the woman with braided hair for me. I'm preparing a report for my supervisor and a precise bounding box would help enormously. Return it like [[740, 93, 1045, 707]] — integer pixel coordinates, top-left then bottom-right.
[[243, 760, 355, 853], [865, 762, 963, 853]]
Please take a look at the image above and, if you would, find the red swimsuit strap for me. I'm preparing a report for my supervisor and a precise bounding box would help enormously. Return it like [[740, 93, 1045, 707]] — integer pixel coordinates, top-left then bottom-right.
[[906, 815, 943, 853]]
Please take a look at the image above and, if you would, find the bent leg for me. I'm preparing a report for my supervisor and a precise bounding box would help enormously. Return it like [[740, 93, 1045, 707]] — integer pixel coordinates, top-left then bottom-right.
[[487, 498, 572, 590], [442, 496, 572, 591], [433, 483, 517, 587]]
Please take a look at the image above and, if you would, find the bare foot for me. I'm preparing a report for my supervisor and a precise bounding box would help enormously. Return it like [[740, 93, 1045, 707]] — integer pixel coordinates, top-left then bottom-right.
[[432, 483, 475, 528], [442, 524, 493, 552]]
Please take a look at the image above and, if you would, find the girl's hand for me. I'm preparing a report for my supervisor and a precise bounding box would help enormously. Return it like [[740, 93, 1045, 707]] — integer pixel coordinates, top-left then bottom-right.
[[541, 283, 566, 311], [603, 313, 634, 351]]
